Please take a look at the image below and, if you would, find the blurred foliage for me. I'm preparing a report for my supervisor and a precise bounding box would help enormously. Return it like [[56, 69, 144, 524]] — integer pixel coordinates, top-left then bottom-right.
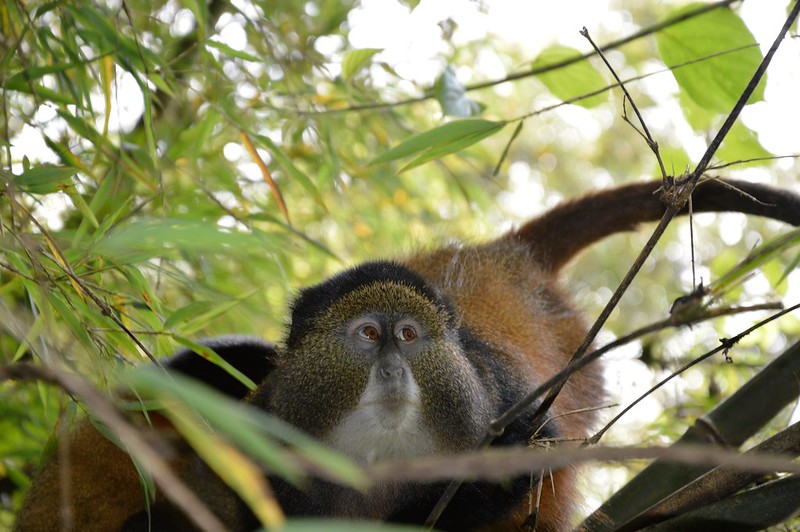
[[1, 0, 799, 528]]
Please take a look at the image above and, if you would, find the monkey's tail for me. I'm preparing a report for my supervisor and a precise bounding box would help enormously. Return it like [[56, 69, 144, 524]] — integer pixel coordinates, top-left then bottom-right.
[[510, 178, 800, 274]]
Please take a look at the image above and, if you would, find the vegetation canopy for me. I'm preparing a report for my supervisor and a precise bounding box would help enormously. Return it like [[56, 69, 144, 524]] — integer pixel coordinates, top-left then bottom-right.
[[1, 0, 799, 529]]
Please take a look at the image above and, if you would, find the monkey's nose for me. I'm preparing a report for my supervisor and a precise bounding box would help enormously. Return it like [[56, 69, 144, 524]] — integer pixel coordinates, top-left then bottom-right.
[[379, 362, 406, 380]]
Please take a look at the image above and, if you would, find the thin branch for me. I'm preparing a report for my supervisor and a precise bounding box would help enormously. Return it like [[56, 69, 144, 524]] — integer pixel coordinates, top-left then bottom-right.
[[581, 27, 667, 180], [368, 439, 800, 485], [589, 301, 800, 444]]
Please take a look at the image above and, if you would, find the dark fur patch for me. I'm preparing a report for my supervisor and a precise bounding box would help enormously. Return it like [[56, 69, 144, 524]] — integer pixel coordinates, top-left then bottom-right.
[[286, 261, 453, 348]]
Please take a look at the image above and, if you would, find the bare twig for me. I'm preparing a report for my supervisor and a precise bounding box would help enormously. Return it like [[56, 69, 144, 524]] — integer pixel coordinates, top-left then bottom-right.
[[589, 301, 800, 444], [368, 438, 800, 485], [580, 27, 667, 180]]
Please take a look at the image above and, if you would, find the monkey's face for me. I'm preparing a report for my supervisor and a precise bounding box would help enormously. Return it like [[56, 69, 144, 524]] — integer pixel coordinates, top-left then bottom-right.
[[264, 263, 494, 463]]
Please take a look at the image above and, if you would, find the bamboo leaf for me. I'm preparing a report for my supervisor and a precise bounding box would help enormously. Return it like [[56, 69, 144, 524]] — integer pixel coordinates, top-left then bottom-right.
[[206, 39, 262, 63], [370, 119, 507, 166], [400, 122, 507, 172], [165, 299, 246, 335], [10, 165, 77, 194], [252, 134, 325, 209], [124, 370, 367, 489]]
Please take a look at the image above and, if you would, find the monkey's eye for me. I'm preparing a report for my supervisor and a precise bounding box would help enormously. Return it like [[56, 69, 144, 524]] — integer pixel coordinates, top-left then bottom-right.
[[357, 324, 381, 342], [397, 326, 417, 342]]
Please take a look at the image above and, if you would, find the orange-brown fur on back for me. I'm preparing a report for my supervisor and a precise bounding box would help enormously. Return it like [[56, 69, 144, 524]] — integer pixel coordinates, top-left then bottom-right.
[[16, 421, 150, 532]]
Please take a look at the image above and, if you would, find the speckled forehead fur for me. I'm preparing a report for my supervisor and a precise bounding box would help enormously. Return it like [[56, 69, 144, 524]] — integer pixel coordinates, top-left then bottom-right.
[[286, 260, 455, 348], [317, 282, 453, 337]]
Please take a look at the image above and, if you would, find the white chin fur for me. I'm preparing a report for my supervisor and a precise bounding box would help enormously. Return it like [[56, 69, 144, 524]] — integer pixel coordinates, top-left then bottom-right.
[[326, 368, 437, 464]]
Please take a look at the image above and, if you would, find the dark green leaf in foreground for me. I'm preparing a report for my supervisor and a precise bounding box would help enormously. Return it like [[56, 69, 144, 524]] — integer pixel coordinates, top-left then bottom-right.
[[656, 4, 764, 114], [532, 45, 608, 108], [124, 369, 366, 489]]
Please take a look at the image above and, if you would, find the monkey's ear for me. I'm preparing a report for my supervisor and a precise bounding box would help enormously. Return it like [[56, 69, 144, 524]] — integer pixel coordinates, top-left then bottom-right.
[[164, 336, 278, 400]]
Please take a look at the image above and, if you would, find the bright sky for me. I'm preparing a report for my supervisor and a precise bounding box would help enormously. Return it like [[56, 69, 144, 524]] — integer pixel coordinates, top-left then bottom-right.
[[348, 0, 799, 156]]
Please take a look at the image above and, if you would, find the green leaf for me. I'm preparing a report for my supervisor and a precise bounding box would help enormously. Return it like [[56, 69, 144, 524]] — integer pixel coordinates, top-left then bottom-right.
[[659, 145, 692, 176], [10, 165, 77, 194], [656, 4, 764, 114], [206, 39, 262, 63], [370, 119, 507, 168], [124, 369, 367, 489], [716, 121, 772, 163], [6, 63, 82, 85], [341, 48, 381, 80], [164, 299, 246, 335], [532, 46, 608, 108], [3, 77, 77, 105], [66, 5, 164, 72], [400, 123, 506, 172], [94, 219, 275, 262], [710, 228, 800, 295]]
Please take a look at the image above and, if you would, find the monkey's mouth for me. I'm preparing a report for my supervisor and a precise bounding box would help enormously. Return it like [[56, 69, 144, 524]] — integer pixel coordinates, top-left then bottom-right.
[[363, 396, 415, 408]]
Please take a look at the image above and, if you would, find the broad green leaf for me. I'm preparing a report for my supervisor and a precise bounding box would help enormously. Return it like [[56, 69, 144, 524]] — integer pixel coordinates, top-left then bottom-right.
[[341, 48, 381, 80], [433, 65, 482, 117], [532, 46, 608, 108], [677, 89, 717, 131], [659, 145, 691, 176], [206, 39, 262, 63], [716, 121, 772, 163], [656, 4, 764, 113], [370, 119, 507, 167], [11, 165, 77, 194]]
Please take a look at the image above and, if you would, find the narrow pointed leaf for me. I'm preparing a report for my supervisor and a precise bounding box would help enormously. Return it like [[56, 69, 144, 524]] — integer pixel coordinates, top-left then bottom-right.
[[370, 119, 507, 166]]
